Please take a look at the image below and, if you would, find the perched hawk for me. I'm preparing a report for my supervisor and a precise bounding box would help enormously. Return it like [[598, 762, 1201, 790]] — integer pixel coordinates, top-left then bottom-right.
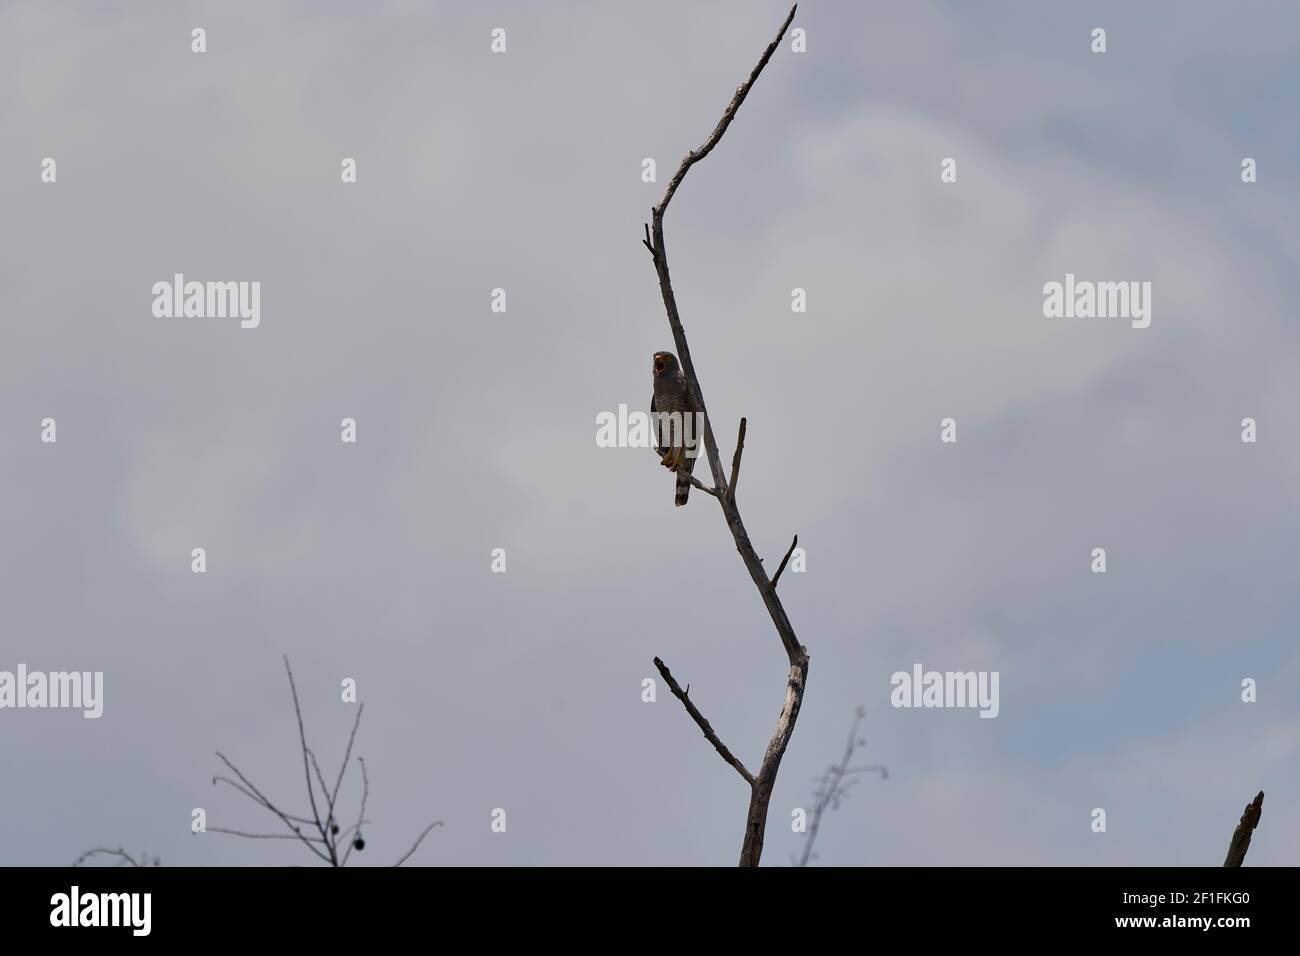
[[650, 351, 700, 506]]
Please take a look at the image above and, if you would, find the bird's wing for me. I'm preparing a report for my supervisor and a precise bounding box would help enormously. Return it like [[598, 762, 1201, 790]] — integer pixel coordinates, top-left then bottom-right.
[[650, 393, 667, 455]]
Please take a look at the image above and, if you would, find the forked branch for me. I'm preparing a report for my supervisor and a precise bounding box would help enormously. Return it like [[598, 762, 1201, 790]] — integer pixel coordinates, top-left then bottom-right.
[[795, 706, 887, 867], [210, 656, 441, 867], [771, 535, 799, 588]]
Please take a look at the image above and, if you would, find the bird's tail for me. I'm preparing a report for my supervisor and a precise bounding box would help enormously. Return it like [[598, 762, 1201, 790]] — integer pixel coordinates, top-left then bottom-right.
[[675, 453, 695, 507]]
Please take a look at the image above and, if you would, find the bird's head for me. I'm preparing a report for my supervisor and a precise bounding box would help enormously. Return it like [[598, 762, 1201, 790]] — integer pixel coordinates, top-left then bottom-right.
[[653, 351, 679, 377]]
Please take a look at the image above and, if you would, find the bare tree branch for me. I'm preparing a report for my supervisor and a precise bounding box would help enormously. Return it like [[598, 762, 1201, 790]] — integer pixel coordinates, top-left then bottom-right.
[[651, 4, 798, 223], [336, 819, 370, 845], [212, 661, 438, 867], [306, 748, 333, 819], [1223, 790, 1264, 867], [654, 657, 755, 786], [771, 534, 799, 589], [211, 774, 317, 826], [341, 756, 371, 867], [796, 706, 887, 867], [646, 442, 720, 496], [330, 703, 365, 813], [211, 773, 274, 811], [644, 2, 804, 868], [213, 751, 334, 864], [727, 417, 747, 502], [283, 654, 332, 860], [681, 471, 720, 498], [206, 828, 327, 843], [393, 821, 445, 868], [72, 847, 158, 868]]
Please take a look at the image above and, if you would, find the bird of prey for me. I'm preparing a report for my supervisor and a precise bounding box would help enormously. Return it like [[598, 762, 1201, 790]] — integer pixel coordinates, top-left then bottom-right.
[[650, 350, 700, 506]]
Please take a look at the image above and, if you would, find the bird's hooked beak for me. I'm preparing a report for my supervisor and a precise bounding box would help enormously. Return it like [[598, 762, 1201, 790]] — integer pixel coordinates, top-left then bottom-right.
[[653, 354, 668, 376]]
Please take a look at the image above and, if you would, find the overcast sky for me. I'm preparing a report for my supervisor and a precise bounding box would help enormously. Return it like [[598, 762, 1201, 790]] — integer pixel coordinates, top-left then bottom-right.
[[2, 0, 1298, 866]]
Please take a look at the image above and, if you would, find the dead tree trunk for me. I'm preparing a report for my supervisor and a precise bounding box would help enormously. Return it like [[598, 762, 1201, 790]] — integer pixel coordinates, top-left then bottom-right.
[[643, 4, 805, 868]]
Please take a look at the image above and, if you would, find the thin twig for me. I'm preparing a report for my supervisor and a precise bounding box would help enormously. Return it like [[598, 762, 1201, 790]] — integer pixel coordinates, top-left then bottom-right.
[[772, 534, 798, 588], [336, 819, 371, 844], [727, 418, 747, 501], [654, 657, 755, 786], [340, 757, 371, 867], [652, 4, 799, 221], [211, 774, 275, 812], [211, 775, 316, 825], [305, 747, 340, 860], [207, 828, 327, 843], [72, 847, 150, 867], [330, 704, 365, 814], [1223, 791, 1264, 867], [215, 753, 315, 834], [675, 470, 719, 498], [393, 821, 444, 867], [213, 752, 333, 864], [646, 443, 720, 496], [283, 656, 330, 855], [307, 749, 332, 812]]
